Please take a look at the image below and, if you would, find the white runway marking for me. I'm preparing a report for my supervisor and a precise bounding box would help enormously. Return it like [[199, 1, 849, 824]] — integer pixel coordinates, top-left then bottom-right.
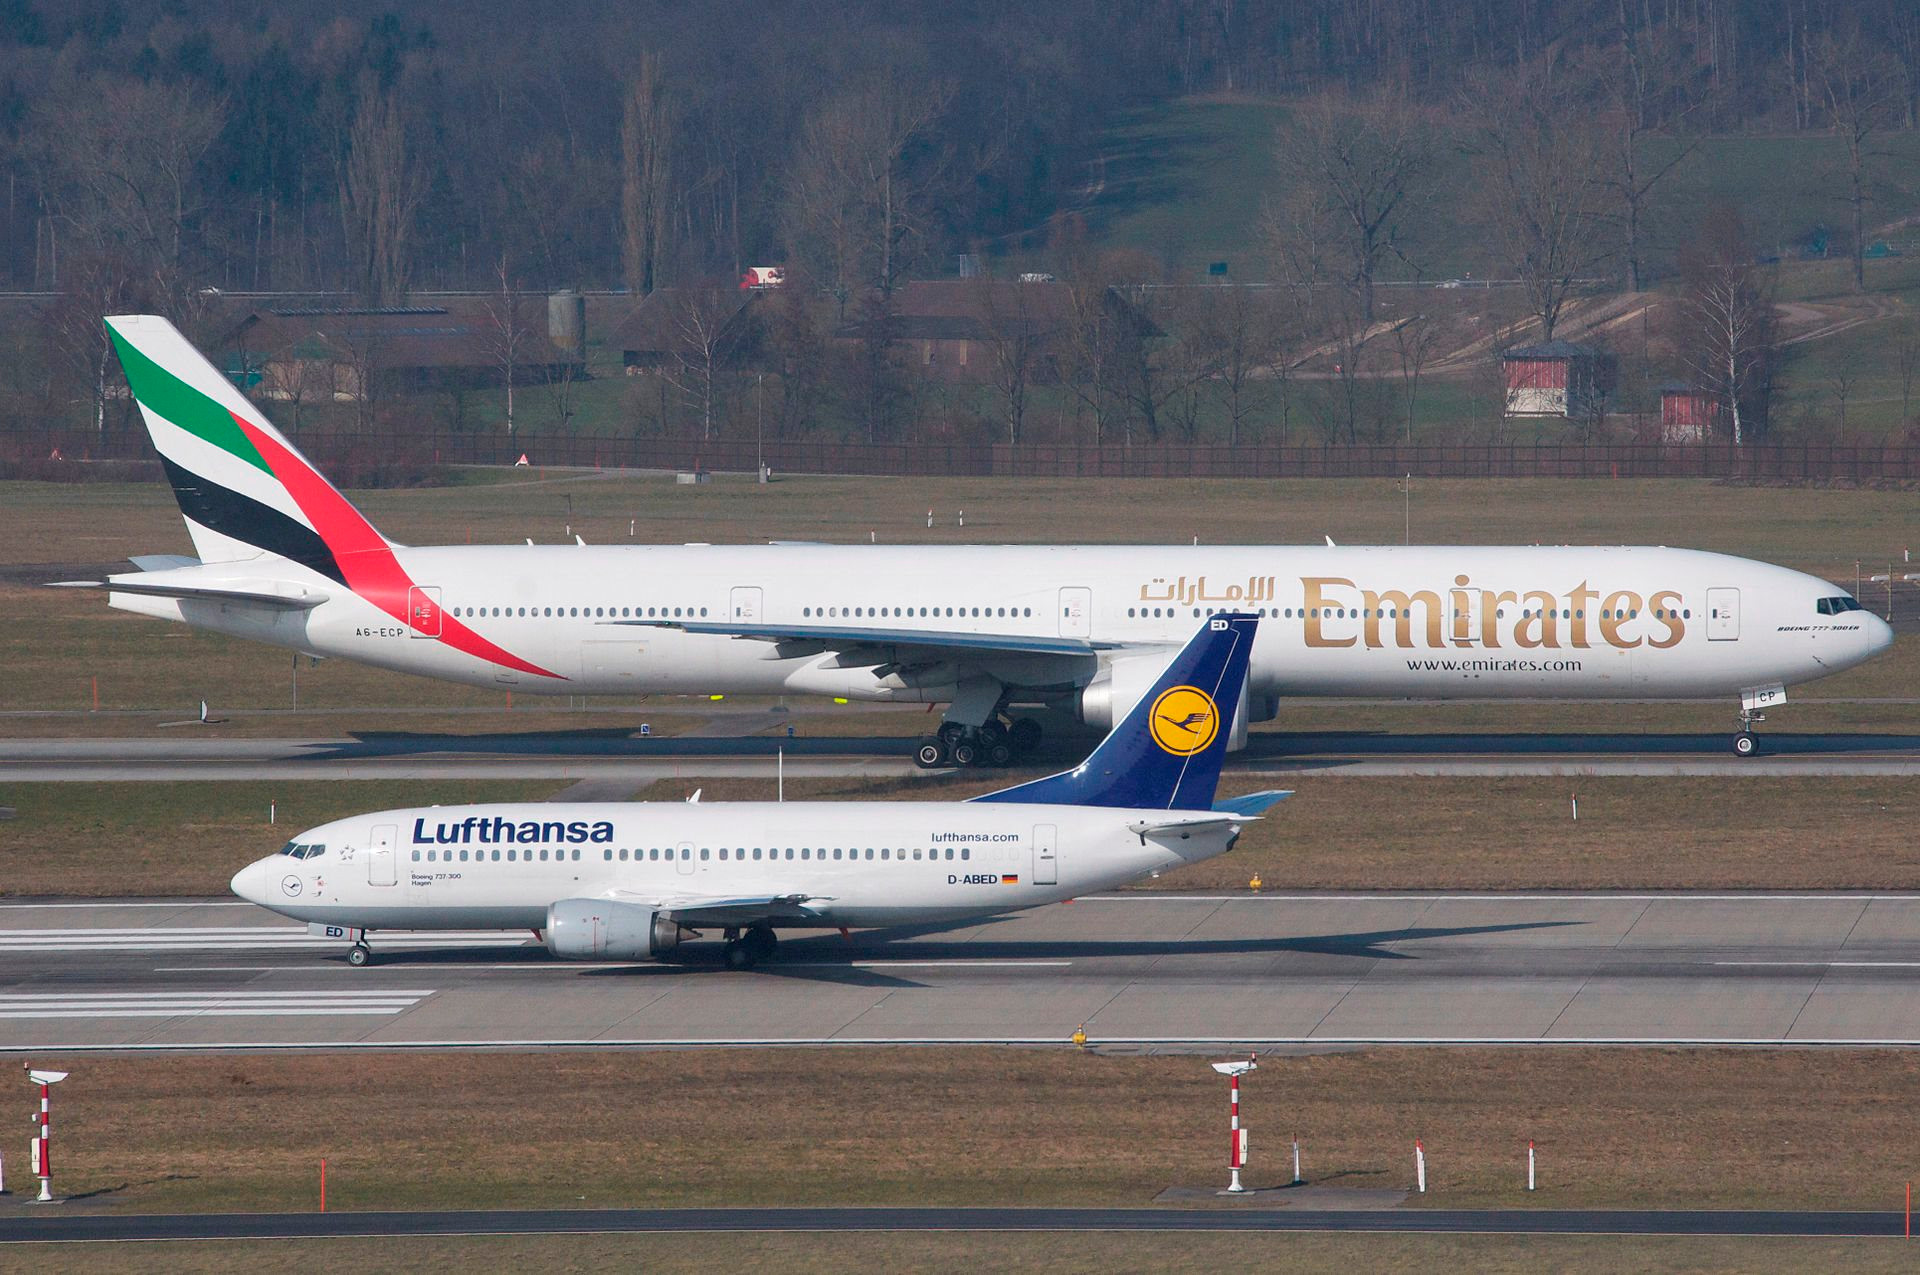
[[1715, 961, 1920, 968], [788, 960, 1073, 969], [0, 927, 526, 953], [0, 988, 435, 1019]]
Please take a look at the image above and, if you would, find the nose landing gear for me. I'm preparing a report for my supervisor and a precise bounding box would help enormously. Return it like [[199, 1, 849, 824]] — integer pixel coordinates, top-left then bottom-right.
[[346, 940, 374, 966]]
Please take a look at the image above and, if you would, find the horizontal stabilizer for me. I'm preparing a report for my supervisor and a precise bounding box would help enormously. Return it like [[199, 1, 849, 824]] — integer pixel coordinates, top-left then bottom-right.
[[129, 554, 200, 572], [50, 576, 327, 610], [1125, 813, 1250, 839], [1212, 790, 1293, 817]]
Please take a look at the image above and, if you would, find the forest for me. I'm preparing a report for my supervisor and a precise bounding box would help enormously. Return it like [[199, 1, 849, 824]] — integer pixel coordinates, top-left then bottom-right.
[[2, 0, 1917, 448]]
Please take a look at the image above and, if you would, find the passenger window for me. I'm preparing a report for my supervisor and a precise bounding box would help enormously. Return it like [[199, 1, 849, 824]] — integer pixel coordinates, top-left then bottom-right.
[[962, 848, 970, 860], [700, 848, 710, 860], [411, 849, 421, 862]]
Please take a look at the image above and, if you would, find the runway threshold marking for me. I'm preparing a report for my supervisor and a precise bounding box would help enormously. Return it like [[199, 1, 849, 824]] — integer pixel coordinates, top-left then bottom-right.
[[0, 988, 435, 1019]]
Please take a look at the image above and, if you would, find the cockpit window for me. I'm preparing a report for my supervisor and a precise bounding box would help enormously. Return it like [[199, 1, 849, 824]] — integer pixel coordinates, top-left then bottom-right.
[[276, 841, 326, 859], [1816, 596, 1863, 616]]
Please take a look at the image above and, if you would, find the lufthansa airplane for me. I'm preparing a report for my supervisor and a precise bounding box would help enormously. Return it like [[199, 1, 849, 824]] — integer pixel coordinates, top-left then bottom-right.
[[230, 613, 1285, 968], [77, 315, 1892, 762]]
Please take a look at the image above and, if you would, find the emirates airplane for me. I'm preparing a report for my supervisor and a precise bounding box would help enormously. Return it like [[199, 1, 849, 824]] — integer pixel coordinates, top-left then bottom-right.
[[77, 315, 1891, 763], [231, 613, 1285, 968]]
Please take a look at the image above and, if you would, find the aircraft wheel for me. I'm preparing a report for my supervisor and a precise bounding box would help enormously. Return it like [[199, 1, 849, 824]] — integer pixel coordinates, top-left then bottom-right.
[[951, 739, 981, 767], [1733, 732, 1758, 758], [347, 943, 373, 967], [937, 721, 969, 747], [742, 926, 778, 961], [1009, 718, 1043, 753], [914, 738, 948, 768], [723, 941, 757, 971], [978, 720, 1009, 749], [986, 742, 1014, 767]]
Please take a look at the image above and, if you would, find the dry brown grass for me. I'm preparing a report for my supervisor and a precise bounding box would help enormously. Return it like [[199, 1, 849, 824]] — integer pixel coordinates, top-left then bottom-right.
[[20, 1234, 1920, 1275], [0, 781, 559, 896], [655, 773, 1920, 891], [22, 1048, 1920, 1216]]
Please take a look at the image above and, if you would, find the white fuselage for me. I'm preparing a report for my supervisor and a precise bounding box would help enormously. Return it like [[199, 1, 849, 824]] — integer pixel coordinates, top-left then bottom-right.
[[118, 543, 1891, 708], [230, 800, 1236, 932]]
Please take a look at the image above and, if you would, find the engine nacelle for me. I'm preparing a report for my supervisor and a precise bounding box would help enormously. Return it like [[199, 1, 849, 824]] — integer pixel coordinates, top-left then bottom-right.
[[544, 898, 682, 961], [1078, 655, 1279, 752], [1074, 654, 1174, 733]]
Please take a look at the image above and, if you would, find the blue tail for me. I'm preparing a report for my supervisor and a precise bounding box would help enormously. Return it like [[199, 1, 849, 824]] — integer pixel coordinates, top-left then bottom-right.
[[972, 613, 1258, 811]]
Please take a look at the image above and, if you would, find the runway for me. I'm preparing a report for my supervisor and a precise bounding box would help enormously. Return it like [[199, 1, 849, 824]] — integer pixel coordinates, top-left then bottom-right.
[[7, 893, 1920, 1051], [5, 729, 1920, 782], [0, 1204, 1905, 1242]]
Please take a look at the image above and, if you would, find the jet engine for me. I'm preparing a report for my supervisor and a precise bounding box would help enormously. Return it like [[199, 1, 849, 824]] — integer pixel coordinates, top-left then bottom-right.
[[1077, 654, 1277, 751], [545, 898, 682, 961]]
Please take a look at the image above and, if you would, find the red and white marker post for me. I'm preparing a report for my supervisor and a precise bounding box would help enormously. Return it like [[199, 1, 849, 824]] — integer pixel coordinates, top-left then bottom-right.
[[26, 1067, 67, 1203], [1209, 1056, 1258, 1193]]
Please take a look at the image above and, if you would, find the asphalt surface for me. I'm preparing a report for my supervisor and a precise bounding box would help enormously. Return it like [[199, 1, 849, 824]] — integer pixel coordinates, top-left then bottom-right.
[[6, 729, 1920, 782], [0, 1204, 1906, 1241], [8, 893, 1920, 1051]]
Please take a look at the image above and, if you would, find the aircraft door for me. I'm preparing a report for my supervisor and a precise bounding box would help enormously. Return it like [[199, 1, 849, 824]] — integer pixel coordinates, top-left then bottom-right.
[[369, 823, 398, 887], [1032, 823, 1058, 886], [1058, 587, 1092, 638], [730, 587, 763, 623], [1706, 588, 1740, 641], [676, 840, 696, 876], [407, 586, 443, 638]]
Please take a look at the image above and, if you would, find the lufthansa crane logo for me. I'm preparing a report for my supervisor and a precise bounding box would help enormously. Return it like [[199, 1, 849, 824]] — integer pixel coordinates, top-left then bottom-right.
[[1148, 685, 1219, 756]]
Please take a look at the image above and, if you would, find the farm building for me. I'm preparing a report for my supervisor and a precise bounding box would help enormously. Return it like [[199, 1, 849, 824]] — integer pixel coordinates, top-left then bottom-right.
[[614, 286, 768, 375], [1501, 341, 1616, 419], [219, 298, 585, 405], [1659, 383, 1721, 443], [829, 280, 1152, 385]]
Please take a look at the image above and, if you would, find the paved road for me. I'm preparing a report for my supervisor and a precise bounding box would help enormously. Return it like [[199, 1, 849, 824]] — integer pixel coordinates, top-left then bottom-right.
[[0, 1204, 1905, 1241], [5, 730, 1920, 782], [7, 893, 1920, 1051]]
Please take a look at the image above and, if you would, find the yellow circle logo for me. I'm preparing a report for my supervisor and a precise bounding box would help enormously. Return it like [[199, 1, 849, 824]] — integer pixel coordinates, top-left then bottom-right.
[[1148, 685, 1218, 756]]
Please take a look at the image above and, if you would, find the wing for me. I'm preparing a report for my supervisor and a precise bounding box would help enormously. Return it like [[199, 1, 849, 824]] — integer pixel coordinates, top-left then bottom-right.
[[606, 890, 830, 928], [609, 617, 1122, 659]]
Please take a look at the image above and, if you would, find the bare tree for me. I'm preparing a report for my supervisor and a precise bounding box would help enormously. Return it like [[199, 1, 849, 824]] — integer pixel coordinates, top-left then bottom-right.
[[662, 287, 739, 441], [1826, 346, 1861, 433], [1675, 206, 1777, 445], [339, 77, 426, 306], [781, 70, 956, 301], [1273, 93, 1430, 323], [973, 277, 1049, 444], [1896, 324, 1920, 425], [31, 72, 226, 305], [1811, 30, 1906, 292], [1265, 185, 1381, 444], [1389, 311, 1444, 443], [620, 54, 675, 297], [482, 258, 532, 435], [1584, 4, 1701, 292], [1197, 283, 1282, 445], [1464, 62, 1610, 342]]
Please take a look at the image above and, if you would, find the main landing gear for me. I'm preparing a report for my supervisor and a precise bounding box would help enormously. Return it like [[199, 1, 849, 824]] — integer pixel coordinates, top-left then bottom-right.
[[914, 716, 1043, 770], [723, 925, 778, 970]]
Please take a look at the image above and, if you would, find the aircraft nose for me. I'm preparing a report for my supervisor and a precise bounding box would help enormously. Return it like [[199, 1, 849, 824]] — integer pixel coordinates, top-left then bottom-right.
[[230, 859, 268, 904], [1868, 612, 1895, 653]]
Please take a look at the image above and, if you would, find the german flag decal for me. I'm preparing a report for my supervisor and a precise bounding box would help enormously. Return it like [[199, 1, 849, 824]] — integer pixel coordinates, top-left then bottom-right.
[[1002, 874, 1020, 884]]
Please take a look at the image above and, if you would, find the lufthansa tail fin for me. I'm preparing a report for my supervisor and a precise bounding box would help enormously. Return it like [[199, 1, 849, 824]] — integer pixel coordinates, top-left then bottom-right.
[[972, 613, 1259, 811], [104, 314, 389, 584]]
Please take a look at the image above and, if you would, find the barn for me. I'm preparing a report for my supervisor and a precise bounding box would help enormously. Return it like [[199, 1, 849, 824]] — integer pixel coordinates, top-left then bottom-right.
[[1659, 383, 1721, 443], [1501, 341, 1616, 419]]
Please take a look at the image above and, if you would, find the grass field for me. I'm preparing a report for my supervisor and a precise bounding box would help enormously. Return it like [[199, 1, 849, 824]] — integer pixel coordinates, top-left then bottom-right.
[[7, 771, 1912, 898], [0, 781, 560, 896], [13, 1048, 1920, 1216], [1, 470, 1911, 721], [21, 1234, 1920, 1275]]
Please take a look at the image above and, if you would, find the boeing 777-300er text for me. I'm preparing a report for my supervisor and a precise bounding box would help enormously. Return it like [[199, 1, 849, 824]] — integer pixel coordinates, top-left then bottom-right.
[[75, 315, 1892, 763], [231, 613, 1284, 968]]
